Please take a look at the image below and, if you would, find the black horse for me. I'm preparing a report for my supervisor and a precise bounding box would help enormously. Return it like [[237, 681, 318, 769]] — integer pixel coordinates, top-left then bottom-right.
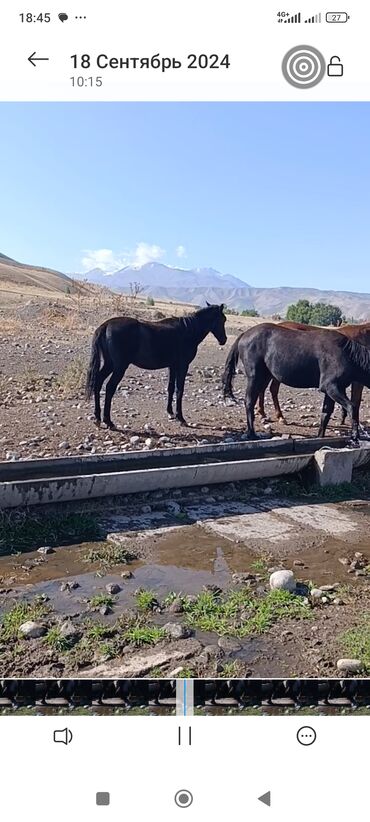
[[222, 323, 370, 443], [86, 304, 227, 429]]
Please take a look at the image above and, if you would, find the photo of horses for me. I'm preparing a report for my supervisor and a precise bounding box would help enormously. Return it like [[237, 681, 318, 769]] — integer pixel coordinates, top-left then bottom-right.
[[0, 101, 369, 681]]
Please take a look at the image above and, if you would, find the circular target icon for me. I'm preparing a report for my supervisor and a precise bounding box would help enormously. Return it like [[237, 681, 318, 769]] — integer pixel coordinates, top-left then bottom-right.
[[282, 45, 325, 88], [174, 789, 193, 808]]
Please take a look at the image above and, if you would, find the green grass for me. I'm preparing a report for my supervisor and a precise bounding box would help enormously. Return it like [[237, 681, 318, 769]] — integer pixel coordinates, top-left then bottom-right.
[[0, 509, 100, 554], [218, 661, 245, 677], [121, 624, 166, 647], [84, 623, 115, 641], [176, 667, 195, 678], [0, 597, 51, 641], [340, 617, 370, 673], [182, 587, 311, 638], [83, 542, 137, 569], [250, 558, 269, 576], [134, 589, 158, 611], [44, 627, 72, 652], [89, 593, 115, 609]]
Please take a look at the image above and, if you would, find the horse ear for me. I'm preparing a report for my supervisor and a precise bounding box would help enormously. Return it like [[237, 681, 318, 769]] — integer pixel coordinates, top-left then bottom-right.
[[220, 303, 225, 311], [206, 301, 211, 307]]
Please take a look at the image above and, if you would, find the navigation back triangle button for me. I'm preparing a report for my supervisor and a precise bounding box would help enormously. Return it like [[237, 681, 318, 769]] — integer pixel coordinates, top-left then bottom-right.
[[258, 791, 271, 807]]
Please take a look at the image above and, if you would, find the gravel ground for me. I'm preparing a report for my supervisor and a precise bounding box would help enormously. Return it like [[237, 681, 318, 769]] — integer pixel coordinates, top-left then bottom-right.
[[1, 298, 369, 461]]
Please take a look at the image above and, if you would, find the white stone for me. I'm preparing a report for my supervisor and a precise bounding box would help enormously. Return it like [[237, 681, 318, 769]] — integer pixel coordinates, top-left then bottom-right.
[[269, 569, 296, 593], [19, 621, 47, 639], [336, 658, 363, 674]]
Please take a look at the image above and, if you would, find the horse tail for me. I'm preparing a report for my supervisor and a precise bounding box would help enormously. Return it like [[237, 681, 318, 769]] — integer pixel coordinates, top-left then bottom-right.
[[344, 337, 370, 387], [86, 324, 106, 399], [222, 336, 241, 400]]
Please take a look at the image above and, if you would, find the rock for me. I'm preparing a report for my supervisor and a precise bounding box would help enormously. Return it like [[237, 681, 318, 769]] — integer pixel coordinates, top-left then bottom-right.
[[37, 545, 55, 555], [141, 505, 152, 513], [105, 583, 121, 595], [167, 598, 184, 614], [59, 620, 79, 640], [218, 636, 242, 653], [120, 571, 133, 579], [269, 569, 296, 593], [336, 658, 363, 674], [19, 621, 47, 639], [58, 441, 70, 449], [293, 560, 305, 567], [168, 666, 185, 677], [145, 438, 153, 448], [100, 605, 112, 616], [232, 572, 255, 584], [163, 622, 192, 640], [338, 557, 350, 566], [333, 598, 343, 605], [60, 581, 80, 592], [310, 588, 324, 600], [130, 436, 140, 445], [165, 500, 181, 515], [83, 639, 202, 677]]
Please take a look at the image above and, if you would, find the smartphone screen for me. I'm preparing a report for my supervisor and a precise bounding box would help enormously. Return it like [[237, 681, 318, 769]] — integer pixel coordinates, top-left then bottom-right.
[[0, 2, 369, 819]]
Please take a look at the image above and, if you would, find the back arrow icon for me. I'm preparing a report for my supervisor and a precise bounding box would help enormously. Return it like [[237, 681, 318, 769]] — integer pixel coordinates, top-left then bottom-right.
[[28, 52, 50, 67]]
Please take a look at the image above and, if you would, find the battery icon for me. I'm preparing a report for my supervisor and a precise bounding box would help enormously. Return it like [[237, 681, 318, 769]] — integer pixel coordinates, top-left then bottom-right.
[[326, 12, 349, 22]]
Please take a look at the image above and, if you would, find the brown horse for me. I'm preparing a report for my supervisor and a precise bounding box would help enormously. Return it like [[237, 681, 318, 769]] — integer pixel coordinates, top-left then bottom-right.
[[257, 321, 370, 430], [222, 323, 370, 443]]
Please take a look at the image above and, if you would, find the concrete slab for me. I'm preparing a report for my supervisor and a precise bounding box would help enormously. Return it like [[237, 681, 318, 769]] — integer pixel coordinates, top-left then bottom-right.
[[197, 511, 295, 544], [272, 503, 357, 535]]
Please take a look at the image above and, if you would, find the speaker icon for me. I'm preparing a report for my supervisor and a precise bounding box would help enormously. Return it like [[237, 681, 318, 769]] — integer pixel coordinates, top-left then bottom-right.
[[53, 728, 73, 745]]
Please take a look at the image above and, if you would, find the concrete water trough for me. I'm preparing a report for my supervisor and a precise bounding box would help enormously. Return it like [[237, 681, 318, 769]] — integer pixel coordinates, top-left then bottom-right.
[[0, 436, 369, 509]]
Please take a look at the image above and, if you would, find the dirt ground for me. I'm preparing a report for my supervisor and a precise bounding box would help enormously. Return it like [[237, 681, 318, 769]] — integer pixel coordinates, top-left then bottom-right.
[[1, 289, 369, 461], [1, 289, 370, 681], [0, 475, 370, 679]]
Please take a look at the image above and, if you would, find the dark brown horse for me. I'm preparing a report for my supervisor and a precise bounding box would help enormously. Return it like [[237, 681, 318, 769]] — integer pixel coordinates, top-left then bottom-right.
[[222, 323, 370, 442], [257, 321, 370, 430], [86, 304, 227, 429]]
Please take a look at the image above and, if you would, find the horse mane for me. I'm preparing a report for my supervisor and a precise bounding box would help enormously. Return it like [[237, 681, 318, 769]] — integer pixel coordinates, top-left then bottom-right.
[[180, 306, 217, 334], [344, 338, 370, 376]]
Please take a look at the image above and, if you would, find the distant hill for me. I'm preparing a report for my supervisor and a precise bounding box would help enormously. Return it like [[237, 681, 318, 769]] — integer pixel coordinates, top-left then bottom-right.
[[74, 261, 370, 320], [0, 253, 86, 295]]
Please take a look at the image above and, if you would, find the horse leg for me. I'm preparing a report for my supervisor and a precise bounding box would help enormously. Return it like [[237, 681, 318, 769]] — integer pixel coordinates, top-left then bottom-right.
[[244, 371, 270, 439], [103, 366, 127, 430], [167, 367, 176, 420], [324, 383, 359, 443], [270, 379, 286, 422], [174, 366, 189, 425], [352, 383, 368, 438], [317, 394, 335, 438], [257, 387, 267, 419], [94, 363, 112, 427]]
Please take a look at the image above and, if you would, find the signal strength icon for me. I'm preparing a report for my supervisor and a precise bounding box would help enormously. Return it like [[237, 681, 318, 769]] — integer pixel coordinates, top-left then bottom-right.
[[304, 12, 322, 22], [284, 12, 301, 22]]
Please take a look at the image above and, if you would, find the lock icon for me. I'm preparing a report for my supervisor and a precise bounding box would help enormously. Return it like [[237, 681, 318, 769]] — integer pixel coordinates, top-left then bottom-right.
[[327, 56, 343, 76]]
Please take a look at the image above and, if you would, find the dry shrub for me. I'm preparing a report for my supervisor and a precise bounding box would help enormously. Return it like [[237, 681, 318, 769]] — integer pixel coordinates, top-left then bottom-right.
[[58, 357, 87, 397]]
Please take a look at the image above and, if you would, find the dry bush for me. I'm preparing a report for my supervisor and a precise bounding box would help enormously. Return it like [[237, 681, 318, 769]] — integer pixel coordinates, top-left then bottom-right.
[[0, 317, 22, 334], [58, 357, 87, 397]]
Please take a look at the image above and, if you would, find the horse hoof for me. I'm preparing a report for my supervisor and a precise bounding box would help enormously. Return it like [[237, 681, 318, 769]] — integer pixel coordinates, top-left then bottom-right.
[[168, 414, 175, 421], [104, 421, 117, 431], [277, 417, 287, 424], [349, 438, 360, 448], [94, 419, 101, 428], [176, 417, 188, 427]]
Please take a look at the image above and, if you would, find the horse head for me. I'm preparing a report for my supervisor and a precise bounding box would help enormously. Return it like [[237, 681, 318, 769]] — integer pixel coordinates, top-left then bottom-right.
[[206, 303, 227, 346]]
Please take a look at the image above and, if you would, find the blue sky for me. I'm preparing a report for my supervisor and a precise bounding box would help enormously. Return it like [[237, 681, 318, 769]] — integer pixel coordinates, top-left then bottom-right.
[[1, 102, 369, 291]]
